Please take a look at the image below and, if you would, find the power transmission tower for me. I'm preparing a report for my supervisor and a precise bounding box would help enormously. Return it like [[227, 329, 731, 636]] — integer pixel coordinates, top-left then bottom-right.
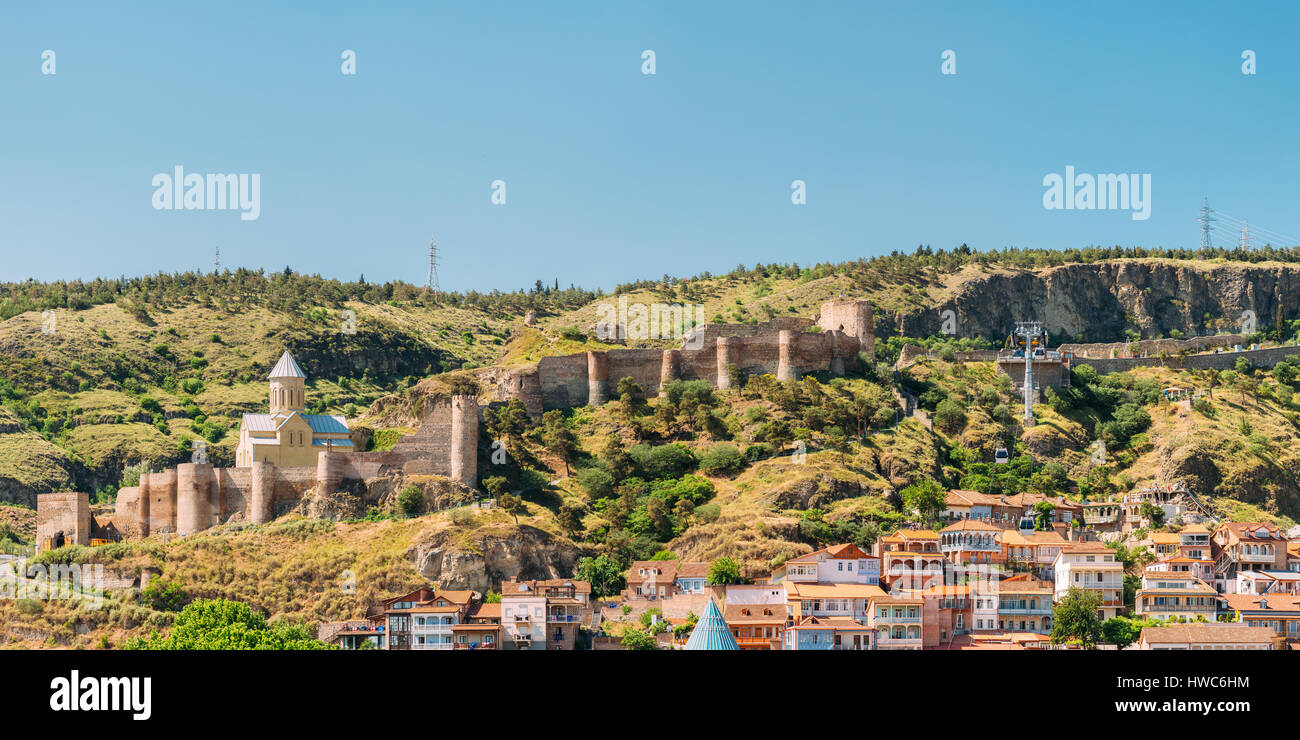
[[214, 246, 221, 273], [1240, 219, 1251, 249], [1199, 198, 1215, 248], [426, 237, 439, 292]]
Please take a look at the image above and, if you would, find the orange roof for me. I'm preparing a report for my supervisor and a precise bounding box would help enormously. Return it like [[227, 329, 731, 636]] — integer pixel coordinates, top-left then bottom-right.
[[940, 519, 1001, 533], [890, 528, 940, 540]]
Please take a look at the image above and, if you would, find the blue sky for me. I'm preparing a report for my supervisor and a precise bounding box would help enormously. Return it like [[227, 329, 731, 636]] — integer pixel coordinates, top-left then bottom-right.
[[2, 1, 1298, 292]]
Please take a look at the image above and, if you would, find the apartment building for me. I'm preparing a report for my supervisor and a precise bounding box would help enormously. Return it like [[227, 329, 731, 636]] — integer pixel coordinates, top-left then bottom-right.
[[451, 602, 501, 650], [723, 603, 786, 649], [993, 575, 1055, 634], [784, 581, 884, 622], [624, 560, 710, 599], [1053, 542, 1124, 620]]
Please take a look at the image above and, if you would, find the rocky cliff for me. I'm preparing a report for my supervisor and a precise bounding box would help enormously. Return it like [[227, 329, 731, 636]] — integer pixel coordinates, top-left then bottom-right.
[[407, 524, 583, 593], [890, 261, 1300, 342]]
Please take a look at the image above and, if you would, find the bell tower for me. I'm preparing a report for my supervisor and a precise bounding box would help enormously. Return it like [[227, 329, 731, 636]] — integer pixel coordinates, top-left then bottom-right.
[[268, 350, 307, 413]]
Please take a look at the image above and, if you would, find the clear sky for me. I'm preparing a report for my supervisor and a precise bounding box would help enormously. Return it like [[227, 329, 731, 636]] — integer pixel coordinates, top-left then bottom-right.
[[2, 1, 1298, 292]]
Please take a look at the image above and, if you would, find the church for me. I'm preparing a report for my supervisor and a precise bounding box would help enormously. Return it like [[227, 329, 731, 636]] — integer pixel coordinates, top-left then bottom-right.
[[234, 350, 354, 467]]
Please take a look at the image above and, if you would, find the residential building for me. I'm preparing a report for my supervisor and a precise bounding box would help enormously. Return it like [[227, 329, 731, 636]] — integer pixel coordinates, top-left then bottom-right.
[[371, 587, 479, 651], [868, 593, 924, 650], [877, 529, 946, 590], [1212, 522, 1289, 592], [784, 581, 884, 622], [1133, 572, 1221, 621], [1137, 623, 1276, 650], [939, 519, 1003, 565], [451, 602, 501, 650], [500, 578, 592, 650], [723, 603, 785, 649], [624, 559, 709, 599], [771, 543, 880, 585], [783, 616, 876, 650], [1234, 569, 1300, 597], [318, 619, 383, 650], [1222, 593, 1300, 647], [993, 575, 1055, 633], [1053, 542, 1124, 620], [1001, 528, 1067, 579]]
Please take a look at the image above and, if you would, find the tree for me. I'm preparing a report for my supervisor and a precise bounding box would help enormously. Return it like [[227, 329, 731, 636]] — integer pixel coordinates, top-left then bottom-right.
[[824, 426, 851, 463], [1102, 615, 1145, 649], [124, 599, 333, 650], [1050, 587, 1104, 648], [620, 626, 659, 650], [933, 398, 968, 434], [576, 554, 625, 598], [706, 556, 744, 586], [498, 492, 526, 524], [557, 500, 585, 536], [1033, 500, 1055, 531], [1139, 502, 1165, 526], [900, 478, 946, 527], [541, 410, 579, 475]]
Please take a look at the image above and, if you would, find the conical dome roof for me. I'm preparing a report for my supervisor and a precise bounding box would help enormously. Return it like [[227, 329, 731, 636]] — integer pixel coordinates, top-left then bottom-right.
[[683, 598, 739, 650], [268, 350, 307, 379]]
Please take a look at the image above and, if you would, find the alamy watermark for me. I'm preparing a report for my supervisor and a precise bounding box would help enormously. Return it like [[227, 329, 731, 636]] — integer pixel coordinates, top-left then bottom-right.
[[2, 559, 105, 610], [1042, 165, 1151, 221], [152, 166, 261, 221]]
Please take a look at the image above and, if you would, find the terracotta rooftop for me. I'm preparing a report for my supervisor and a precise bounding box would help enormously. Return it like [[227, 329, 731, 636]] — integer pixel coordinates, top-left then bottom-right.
[[1140, 623, 1276, 645]]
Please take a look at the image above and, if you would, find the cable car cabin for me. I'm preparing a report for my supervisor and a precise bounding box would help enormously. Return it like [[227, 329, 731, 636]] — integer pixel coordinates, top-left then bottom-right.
[[994, 447, 1010, 464]]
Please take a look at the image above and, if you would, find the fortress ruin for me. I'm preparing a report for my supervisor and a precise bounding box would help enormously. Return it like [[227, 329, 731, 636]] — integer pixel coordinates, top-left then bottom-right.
[[499, 299, 875, 415]]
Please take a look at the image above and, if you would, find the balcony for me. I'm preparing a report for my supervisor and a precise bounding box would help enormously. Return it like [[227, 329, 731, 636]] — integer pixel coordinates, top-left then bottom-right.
[[412, 623, 453, 635], [411, 642, 454, 650], [547, 613, 580, 623], [878, 635, 923, 648], [999, 606, 1052, 615], [875, 614, 921, 623], [1237, 551, 1276, 563], [513, 614, 533, 623]]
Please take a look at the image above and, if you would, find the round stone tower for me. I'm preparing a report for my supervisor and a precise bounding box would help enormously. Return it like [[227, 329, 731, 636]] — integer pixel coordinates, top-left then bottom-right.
[[449, 395, 479, 489], [250, 460, 276, 524], [586, 351, 609, 406], [176, 463, 212, 536]]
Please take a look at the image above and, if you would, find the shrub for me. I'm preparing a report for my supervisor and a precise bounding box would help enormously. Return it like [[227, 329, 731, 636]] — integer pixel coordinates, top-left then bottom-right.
[[396, 485, 425, 518], [697, 444, 746, 476]]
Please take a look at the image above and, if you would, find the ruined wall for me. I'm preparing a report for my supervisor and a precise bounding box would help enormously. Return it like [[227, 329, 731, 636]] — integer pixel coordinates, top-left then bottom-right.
[[35, 492, 90, 550], [1061, 334, 1244, 360], [1082, 345, 1300, 375]]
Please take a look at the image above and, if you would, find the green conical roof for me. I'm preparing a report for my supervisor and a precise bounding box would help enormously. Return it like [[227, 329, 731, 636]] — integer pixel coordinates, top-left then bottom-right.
[[683, 598, 739, 650]]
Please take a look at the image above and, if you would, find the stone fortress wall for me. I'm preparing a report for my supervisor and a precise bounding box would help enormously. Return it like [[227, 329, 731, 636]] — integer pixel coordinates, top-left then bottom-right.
[[502, 300, 876, 416], [37, 397, 479, 548]]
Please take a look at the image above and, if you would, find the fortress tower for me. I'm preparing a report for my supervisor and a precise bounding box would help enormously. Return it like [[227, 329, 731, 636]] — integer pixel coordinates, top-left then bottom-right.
[[817, 299, 875, 359]]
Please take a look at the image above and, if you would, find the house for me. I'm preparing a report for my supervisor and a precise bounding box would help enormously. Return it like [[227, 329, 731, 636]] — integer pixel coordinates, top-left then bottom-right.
[[371, 587, 479, 651], [1133, 572, 1221, 621], [723, 603, 786, 649], [1234, 569, 1300, 597], [1137, 623, 1276, 650], [1221, 593, 1300, 646], [907, 582, 974, 643], [235, 351, 354, 467], [942, 490, 1004, 523], [1083, 500, 1122, 530], [1053, 542, 1124, 620], [1145, 557, 1214, 584], [877, 529, 946, 590], [784, 581, 884, 622], [770, 543, 880, 585], [1148, 531, 1180, 559], [500, 578, 593, 650], [993, 575, 1055, 634], [867, 593, 924, 649], [1212, 522, 1289, 591], [450, 602, 502, 650], [1000, 528, 1068, 579], [939, 519, 1003, 565], [317, 619, 383, 649], [783, 616, 876, 650]]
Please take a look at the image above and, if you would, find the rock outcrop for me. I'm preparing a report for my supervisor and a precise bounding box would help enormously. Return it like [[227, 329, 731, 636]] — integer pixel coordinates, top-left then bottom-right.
[[407, 524, 583, 592]]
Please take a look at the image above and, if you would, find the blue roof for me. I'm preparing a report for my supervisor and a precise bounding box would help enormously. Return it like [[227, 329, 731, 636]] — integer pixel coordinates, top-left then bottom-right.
[[683, 599, 739, 651], [304, 414, 350, 434]]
